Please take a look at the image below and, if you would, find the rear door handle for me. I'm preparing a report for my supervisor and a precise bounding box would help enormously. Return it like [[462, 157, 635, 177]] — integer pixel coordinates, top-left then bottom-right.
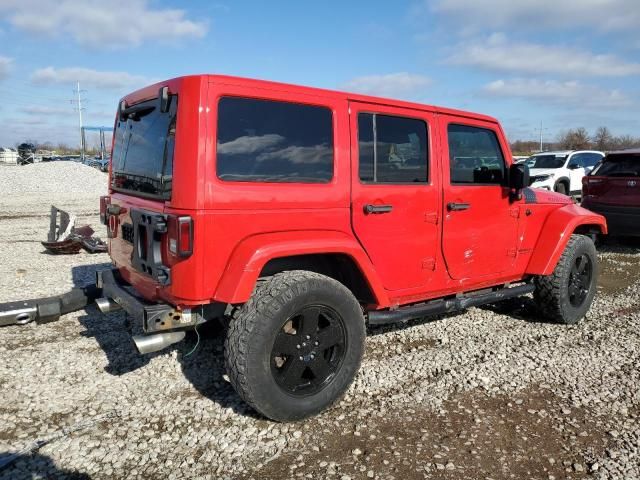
[[447, 202, 470, 212], [364, 204, 393, 214]]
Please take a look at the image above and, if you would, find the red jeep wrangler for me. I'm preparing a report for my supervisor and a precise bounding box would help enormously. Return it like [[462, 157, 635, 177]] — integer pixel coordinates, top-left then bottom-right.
[[97, 75, 606, 421]]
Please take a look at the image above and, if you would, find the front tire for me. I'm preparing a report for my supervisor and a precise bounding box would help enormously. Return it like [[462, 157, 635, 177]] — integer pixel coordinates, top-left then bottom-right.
[[555, 182, 568, 195], [534, 234, 598, 324], [224, 271, 365, 421]]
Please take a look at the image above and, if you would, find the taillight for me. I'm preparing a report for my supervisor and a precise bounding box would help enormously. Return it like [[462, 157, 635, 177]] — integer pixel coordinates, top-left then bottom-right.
[[100, 195, 110, 224], [168, 215, 193, 257]]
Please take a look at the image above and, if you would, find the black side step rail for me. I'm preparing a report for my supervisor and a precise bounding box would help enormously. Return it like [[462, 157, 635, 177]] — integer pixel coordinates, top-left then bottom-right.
[[368, 283, 535, 326]]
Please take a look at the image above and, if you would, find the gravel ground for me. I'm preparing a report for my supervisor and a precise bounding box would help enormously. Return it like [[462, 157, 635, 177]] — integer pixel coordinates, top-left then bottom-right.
[[0, 163, 639, 479]]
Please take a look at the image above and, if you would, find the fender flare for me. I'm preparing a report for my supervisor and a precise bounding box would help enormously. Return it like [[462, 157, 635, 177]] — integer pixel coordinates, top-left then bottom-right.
[[213, 230, 390, 306], [526, 203, 607, 276]]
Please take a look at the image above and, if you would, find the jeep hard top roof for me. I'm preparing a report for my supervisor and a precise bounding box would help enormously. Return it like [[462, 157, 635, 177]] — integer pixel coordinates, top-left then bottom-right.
[[121, 74, 501, 125]]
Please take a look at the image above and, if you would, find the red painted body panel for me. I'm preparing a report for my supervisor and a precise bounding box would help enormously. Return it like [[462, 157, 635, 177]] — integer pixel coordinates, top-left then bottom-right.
[[106, 74, 607, 311], [526, 203, 607, 275]]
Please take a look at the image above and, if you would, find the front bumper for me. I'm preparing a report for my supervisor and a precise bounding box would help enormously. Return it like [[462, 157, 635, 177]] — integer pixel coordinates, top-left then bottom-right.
[[581, 202, 640, 236], [96, 269, 203, 332]]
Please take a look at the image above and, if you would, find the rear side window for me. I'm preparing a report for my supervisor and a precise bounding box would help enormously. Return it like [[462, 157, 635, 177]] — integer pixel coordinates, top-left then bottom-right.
[[448, 124, 505, 185], [358, 113, 428, 183], [216, 97, 333, 183], [592, 154, 640, 177]]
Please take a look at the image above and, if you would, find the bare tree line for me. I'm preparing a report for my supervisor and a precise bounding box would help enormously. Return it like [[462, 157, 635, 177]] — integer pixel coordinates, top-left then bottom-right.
[[511, 127, 640, 155]]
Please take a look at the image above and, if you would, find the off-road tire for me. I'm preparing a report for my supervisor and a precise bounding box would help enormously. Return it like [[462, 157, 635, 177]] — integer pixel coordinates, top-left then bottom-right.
[[534, 234, 598, 324], [555, 182, 568, 195], [224, 271, 366, 421]]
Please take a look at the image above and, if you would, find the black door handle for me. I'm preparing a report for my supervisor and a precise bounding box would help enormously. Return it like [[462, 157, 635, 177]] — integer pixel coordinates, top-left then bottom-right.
[[447, 202, 470, 212], [364, 204, 393, 214]]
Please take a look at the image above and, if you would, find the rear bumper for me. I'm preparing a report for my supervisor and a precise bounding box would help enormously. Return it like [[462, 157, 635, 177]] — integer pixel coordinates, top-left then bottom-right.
[[96, 269, 202, 332], [581, 201, 640, 236]]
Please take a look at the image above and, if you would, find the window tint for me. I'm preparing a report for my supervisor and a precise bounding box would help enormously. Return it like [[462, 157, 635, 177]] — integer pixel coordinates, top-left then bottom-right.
[[592, 154, 640, 177], [570, 153, 603, 168], [111, 96, 177, 200], [358, 113, 428, 183], [217, 97, 333, 183], [583, 153, 603, 168], [448, 124, 505, 185], [569, 153, 587, 168]]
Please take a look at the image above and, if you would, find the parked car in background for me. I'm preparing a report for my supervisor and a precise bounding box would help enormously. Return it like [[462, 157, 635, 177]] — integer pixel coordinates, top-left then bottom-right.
[[529, 150, 604, 196], [84, 156, 110, 172], [582, 149, 640, 237]]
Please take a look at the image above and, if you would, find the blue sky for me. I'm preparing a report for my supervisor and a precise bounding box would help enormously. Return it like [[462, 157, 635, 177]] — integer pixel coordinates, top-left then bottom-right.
[[0, 0, 638, 148]]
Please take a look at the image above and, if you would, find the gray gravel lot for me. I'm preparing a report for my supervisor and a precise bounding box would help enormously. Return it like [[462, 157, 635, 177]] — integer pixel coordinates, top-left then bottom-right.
[[0, 163, 639, 479]]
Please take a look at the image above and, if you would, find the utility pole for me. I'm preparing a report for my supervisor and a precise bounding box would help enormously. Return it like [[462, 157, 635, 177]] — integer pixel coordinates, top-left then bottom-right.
[[537, 121, 549, 152], [70, 82, 87, 160]]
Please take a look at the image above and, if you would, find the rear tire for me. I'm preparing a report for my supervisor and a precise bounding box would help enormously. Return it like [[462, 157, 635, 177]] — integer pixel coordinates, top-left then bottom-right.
[[224, 271, 365, 421], [534, 234, 598, 324]]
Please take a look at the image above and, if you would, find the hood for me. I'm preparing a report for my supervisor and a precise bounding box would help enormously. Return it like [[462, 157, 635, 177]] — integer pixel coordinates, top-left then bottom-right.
[[524, 187, 573, 205], [530, 168, 558, 177]]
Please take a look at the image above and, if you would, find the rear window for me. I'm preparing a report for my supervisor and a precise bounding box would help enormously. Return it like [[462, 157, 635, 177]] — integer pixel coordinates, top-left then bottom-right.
[[111, 96, 177, 200], [216, 97, 333, 183], [592, 154, 640, 177]]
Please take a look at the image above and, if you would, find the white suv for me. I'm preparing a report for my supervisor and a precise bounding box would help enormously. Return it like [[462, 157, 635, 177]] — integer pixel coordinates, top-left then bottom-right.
[[528, 150, 604, 196]]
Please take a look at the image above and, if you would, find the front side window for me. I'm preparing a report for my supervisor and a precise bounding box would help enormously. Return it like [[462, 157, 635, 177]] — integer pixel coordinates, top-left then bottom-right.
[[358, 113, 428, 183], [448, 124, 506, 185], [217, 97, 333, 183], [583, 153, 604, 168]]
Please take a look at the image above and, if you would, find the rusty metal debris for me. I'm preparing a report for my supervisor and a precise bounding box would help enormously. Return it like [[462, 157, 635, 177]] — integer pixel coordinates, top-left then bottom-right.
[[41, 205, 107, 254]]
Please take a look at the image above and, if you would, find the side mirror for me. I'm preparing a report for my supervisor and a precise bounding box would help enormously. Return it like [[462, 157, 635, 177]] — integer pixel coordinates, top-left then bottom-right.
[[567, 163, 579, 170], [509, 163, 529, 199]]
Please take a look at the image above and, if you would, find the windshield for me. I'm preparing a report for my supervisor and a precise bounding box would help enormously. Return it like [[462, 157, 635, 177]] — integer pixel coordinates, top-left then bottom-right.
[[531, 154, 567, 169], [111, 95, 177, 200], [592, 154, 640, 177]]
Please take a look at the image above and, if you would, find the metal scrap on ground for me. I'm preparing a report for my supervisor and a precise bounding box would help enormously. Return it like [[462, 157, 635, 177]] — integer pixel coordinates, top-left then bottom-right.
[[41, 206, 106, 254]]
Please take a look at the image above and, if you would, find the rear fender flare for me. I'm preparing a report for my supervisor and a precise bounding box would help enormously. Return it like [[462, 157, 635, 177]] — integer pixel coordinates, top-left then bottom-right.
[[526, 204, 607, 276], [213, 230, 389, 306]]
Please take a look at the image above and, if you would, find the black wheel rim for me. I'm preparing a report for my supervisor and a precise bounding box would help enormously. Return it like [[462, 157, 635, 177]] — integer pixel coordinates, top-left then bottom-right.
[[568, 254, 593, 307], [270, 305, 347, 397]]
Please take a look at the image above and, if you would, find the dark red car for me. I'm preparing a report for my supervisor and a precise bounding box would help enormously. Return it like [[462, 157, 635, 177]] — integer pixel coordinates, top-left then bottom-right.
[[582, 149, 640, 237]]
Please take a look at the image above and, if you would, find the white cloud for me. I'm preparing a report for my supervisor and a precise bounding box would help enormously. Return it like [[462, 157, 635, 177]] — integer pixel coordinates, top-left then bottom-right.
[[0, 56, 13, 80], [31, 67, 152, 90], [342, 73, 432, 99], [483, 78, 631, 109], [0, 0, 208, 48], [449, 34, 640, 77], [431, 0, 640, 32], [218, 134, 285, 155]]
